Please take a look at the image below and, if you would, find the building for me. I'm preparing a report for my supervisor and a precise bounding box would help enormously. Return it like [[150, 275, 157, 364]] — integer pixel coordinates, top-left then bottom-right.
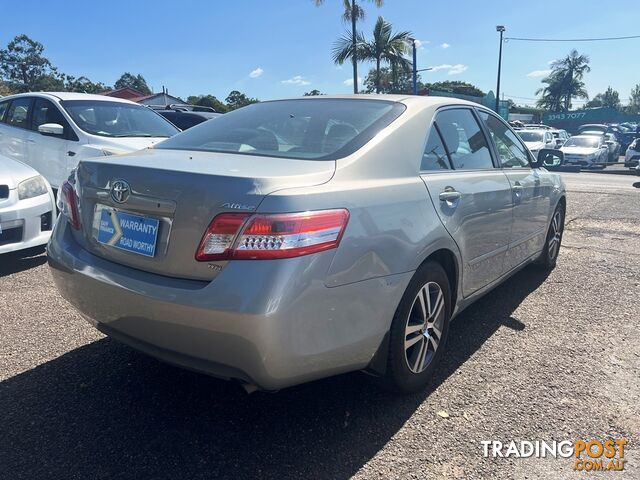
[[101, 88, 183, 106]]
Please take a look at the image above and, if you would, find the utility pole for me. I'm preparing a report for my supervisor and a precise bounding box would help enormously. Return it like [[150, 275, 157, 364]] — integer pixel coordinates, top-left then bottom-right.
[[351, 0, 358, 94], [495, 25, 505, 113]]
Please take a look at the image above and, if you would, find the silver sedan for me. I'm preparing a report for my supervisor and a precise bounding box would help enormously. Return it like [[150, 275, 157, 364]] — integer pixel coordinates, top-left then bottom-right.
[[48, 95, 566, 393]]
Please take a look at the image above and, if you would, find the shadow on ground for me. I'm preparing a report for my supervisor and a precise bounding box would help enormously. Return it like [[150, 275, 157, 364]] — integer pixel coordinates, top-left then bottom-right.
[[1, 267, 549, 480], [0, 248, 46, 277]]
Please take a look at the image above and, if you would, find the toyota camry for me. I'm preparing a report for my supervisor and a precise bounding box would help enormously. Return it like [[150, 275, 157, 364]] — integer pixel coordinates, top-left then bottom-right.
[[48, 95, 566, 393]]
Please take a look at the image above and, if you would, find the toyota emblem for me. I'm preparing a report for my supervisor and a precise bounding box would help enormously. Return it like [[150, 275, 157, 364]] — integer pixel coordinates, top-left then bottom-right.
[[110, 180, 131, 204]]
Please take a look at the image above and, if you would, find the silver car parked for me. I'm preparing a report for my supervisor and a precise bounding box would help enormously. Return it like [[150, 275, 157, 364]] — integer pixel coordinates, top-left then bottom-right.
[[48, 95, 566, 393]]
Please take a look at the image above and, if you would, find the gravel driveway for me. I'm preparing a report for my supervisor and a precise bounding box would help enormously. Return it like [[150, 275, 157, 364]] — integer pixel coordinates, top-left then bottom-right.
[[1, 172, 638, 480]]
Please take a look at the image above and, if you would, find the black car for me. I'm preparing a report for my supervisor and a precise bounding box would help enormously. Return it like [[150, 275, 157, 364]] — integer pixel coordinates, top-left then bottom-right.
[[150, 104, 221, 130]]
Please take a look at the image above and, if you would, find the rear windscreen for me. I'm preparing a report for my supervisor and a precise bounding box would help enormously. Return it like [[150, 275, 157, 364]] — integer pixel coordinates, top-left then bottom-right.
[[156, 99, 405, 160]]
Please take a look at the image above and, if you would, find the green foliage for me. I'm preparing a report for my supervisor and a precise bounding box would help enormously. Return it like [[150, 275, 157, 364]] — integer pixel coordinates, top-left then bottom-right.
[[363, 66, 420, 94], [425, 81, 485, 97], [225, 90, 259, 110], [586, 86, 621, 110], [536, 50, 590, 111], [0, 34, 64, 92], [0, 80, 11, 96], [334, 16, 411, 94], [317, 0, 384, 92], [186, 94, 229, 113], [626, 84, 640, 114], [64, 75, 110, 94], [114, 72, 152, 95], [303, 89, 324, 96]]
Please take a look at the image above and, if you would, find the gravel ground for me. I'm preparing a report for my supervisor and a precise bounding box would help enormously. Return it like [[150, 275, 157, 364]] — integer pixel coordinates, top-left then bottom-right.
[[1, 172, 638, 480]]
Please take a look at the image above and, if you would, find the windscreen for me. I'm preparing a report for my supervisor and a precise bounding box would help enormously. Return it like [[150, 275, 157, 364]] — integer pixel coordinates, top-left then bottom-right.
[[62, 100, 179, 138], [519, 131, 544, 142], [156, 99, 405, 160], [564, 137, 599, 148]]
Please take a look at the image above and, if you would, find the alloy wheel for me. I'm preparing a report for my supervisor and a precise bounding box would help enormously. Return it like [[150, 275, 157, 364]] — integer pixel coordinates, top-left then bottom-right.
[[548, 210, 563, 260], [404, 281, 446, 374]]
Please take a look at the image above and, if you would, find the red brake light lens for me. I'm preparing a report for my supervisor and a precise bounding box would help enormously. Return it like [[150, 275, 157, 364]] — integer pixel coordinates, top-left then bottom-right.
[[195, 209, 349, 261], [60, 181, 81, 230]]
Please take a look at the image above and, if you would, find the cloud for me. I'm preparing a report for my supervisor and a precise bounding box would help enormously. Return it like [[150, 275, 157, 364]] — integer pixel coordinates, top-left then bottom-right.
[[343, 76, 363, 86], [281, 75, 311, 86], [249, 67, 264, 78], [429, 64, 468, 75], [440, 43, 450, 49], [414, 39, 429, 49], [526, 69, 551, 78]]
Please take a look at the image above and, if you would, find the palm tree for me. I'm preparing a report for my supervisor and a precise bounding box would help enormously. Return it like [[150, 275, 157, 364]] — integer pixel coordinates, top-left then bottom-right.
[[359, 16, 411, 93], [316, 0, 383, 93], [536, 50, 590, 111]]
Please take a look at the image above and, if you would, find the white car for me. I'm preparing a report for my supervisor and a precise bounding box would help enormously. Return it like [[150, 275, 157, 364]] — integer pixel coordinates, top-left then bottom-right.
[[518, 129, 556, 157], [625, 138, 640, 173], [560, 135, 609, 169], [0, 92, 179, 190], [0, 153, 56, 254]]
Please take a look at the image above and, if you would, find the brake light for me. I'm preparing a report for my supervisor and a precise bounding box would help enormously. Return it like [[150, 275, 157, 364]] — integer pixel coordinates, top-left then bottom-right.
[[195, 213, 250, 261], [59, 181, 81, 230], [195, 209, 349, 261]]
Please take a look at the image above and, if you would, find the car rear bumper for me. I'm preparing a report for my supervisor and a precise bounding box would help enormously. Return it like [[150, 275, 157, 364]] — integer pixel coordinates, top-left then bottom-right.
[[47, 218, 412, 390], [0, 190, 55, 255]]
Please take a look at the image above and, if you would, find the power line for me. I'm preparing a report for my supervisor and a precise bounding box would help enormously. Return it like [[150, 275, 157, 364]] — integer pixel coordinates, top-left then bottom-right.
[[504, 34, 640, 42]]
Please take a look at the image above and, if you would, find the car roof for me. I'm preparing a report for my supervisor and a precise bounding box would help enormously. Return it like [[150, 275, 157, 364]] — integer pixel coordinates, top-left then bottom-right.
[[569, 134, 600, 139], [0, 91, 138, 104], [267, 94, 483, 109]]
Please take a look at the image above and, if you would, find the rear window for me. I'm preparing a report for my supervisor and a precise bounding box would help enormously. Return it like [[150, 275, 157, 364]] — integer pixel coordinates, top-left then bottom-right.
[[156, 99, 405, 160]]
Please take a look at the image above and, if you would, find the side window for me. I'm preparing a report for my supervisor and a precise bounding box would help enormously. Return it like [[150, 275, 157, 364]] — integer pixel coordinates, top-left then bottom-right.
[[0, 100, 9, 122], [6, 97, 32, 129], [435, 109, 494, 170], [478, 111, 531, 168], [421, 125, 452, 171], [32, 98, 67, 131]]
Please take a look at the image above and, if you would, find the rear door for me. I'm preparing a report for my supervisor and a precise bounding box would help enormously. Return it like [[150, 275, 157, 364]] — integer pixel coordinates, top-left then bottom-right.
[[420, 107, 513, 297], [0, 97, 33, 164], [28, 98, 78, 189], [477, 110, 551, 270]]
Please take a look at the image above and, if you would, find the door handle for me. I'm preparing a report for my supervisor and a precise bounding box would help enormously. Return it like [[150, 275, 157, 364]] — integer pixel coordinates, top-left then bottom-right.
[[512, 182, 523, 192], [439, 188, 461, 202], [26, 139, 36, 144], [67, 151, 76, 157]]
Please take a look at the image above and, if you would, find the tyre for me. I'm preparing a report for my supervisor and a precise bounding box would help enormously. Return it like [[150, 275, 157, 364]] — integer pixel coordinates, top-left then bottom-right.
[[534, 204, 565, 270], [384, 261, 451, 393]]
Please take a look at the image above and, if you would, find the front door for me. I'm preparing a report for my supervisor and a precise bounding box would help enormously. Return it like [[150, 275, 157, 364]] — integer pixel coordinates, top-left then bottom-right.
[[28, 98, 75, 189], [477, 110, 551, 270], [0, 97, 33, 164], [419, 108, 513, 297]]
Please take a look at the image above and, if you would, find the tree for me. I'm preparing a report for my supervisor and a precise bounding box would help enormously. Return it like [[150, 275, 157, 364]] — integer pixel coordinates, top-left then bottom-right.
[[536, 50, 590, 111], [186, 94, 228, 113], [114, 72, 152, 95], [586, 86, 621, 110], [424, 81, 486, 97], [225, 90, 259, 110], [64, 75, 110, 94], [334, 16, 411, 94], [0, 80, 11, 96], [303, 89, 324, 96], [316, 0, 383, 94], [363, 66, 420, 94], [626, 84, 640, 114], [0, 34, 63, 92]]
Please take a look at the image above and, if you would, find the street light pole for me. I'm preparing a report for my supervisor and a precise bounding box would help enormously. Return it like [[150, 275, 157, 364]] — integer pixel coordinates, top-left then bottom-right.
[[495, 25, 505, 113]]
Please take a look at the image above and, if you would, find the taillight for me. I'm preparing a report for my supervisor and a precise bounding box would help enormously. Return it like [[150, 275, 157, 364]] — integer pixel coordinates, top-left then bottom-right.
[[195, 209, 349, 261], [59, 180, 81, 230]]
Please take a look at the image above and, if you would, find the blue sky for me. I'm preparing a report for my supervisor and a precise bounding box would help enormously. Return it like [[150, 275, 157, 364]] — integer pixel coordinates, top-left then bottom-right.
[[2, 0, 639, 106]]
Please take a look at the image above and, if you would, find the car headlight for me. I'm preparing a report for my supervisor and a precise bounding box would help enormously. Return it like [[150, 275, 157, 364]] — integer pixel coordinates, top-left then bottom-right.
[[18, 175, 48, 200]]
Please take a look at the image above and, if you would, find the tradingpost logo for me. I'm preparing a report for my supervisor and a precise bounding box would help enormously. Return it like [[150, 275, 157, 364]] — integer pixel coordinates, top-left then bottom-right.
[[481, 439, 628, 472]]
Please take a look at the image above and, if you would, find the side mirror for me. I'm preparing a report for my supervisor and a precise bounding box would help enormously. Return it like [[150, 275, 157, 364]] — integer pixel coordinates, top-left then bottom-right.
[[533, 148, 564, 168], [38, 123, 64, 136]]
